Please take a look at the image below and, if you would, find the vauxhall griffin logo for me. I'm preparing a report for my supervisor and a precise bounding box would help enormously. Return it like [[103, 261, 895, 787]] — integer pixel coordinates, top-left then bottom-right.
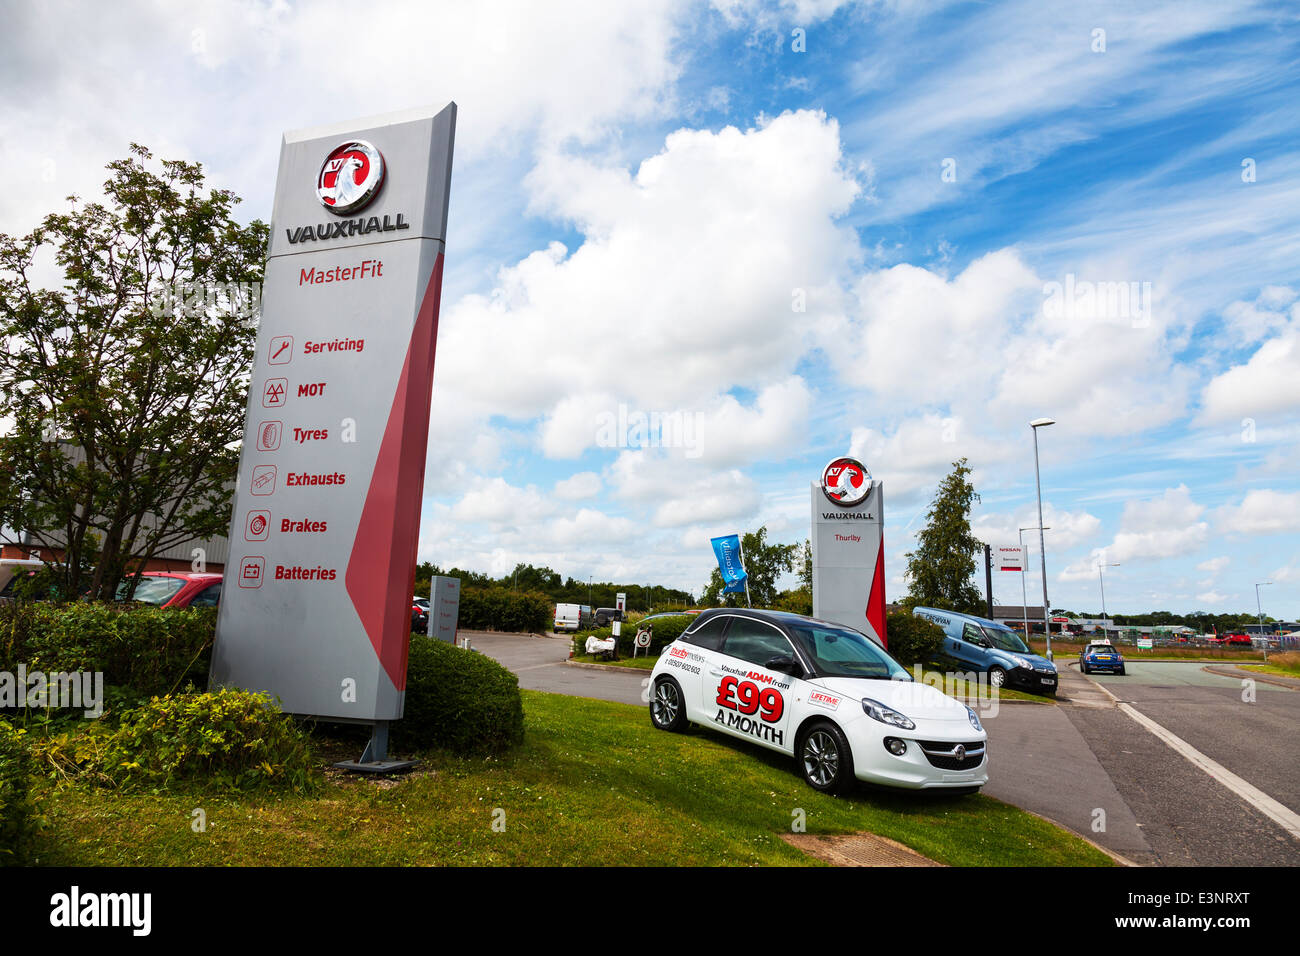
[[821, 456, 872, 507], [317, 141, 385, 215]]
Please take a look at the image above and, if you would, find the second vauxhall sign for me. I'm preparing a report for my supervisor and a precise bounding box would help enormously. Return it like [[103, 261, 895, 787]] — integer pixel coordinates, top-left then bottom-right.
[[211, 103, 457, 722]]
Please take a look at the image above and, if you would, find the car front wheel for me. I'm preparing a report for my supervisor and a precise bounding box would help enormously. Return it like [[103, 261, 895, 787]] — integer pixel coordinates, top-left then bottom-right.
[[650, 676, 688, 732], [799, 721, 855, 795], [989, 666, 1007, 688]]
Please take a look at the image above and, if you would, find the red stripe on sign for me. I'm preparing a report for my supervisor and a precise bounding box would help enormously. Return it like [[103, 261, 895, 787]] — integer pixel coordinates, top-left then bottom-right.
[[345, 252, 445, 692], [866, 536, 887, 649]]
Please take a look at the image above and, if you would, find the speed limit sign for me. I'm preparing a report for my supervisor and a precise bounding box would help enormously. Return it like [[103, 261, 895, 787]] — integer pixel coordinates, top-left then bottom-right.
[[634, 629, 651, 648]]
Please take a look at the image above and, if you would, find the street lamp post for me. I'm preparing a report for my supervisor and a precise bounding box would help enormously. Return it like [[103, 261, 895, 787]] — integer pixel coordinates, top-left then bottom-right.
[[1030, 418, 1055, 660], [1019, 526, 1049, 642], [1256, 582, 1272, 662], [1098, 561, 1121, 634]]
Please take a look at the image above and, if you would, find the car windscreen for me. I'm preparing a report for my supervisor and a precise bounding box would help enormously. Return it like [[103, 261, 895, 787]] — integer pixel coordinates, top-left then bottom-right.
[[787, 623, 911, 680], [980, 625, 1031, 654], [119, 576, 186, 605]]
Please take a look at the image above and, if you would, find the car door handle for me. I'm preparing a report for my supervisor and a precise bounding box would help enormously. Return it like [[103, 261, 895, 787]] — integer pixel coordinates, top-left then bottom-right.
[[708, 669, 723, 677]]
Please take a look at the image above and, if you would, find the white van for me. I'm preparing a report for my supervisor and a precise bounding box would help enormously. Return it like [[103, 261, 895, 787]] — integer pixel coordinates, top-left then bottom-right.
[[554, 603, 594, 633], [0, 557, 47, 601]]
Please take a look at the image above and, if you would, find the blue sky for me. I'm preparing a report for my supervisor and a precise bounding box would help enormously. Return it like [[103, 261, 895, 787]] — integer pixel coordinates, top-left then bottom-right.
[[2, 0, 1298, 617]]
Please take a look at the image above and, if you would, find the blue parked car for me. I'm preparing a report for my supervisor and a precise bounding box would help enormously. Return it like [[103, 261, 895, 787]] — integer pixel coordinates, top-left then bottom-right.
[[912, 607, 1058, 695], [1080, 640, 1126, 675]]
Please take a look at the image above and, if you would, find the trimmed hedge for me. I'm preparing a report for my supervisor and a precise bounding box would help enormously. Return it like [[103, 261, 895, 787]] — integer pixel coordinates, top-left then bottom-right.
[[456, 587, 550, 633], [393, 636, 524, 756], [34, 689, 318, 793], [883, 610, 945, 668], [0, 602, 214, 707], [0, 720, 38, 865]]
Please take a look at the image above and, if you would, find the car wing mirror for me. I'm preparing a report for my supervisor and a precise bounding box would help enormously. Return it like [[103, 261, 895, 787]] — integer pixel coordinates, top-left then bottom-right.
[[765, 654, 801, 676]]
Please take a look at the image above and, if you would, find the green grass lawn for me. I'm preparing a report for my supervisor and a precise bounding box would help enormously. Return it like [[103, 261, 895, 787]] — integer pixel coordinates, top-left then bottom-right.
[[570, 653, 658, 669], [25, 690, 1111, 867], [1240, 652, 1300, 680]]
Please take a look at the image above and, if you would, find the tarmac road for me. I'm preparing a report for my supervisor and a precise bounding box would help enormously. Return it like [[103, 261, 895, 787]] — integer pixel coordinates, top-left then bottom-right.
[[463, 631, 1300, 865]]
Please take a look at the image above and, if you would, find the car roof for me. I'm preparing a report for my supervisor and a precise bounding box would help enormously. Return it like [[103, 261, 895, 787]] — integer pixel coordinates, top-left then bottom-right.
[[912, 606, 1007, 628], [137, 571, 222, 581], [691, 607, 855, 629]]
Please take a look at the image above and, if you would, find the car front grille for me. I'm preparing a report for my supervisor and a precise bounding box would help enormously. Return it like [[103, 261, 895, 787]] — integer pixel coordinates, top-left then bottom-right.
[[917, 740, 986, 770]]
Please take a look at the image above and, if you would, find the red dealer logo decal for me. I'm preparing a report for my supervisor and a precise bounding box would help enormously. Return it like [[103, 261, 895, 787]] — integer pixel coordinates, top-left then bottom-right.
[[821, 456, 872, 507], [316, 140, 385, 215]]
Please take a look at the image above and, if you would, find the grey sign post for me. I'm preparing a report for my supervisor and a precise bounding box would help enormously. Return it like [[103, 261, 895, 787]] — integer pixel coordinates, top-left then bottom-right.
[[430, 575, 461, 644], [211, 103, 457, 770]]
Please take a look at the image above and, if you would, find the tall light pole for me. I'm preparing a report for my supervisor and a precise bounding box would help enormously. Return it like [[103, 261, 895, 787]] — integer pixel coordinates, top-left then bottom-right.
[[1030, 418, 1055, 659], [1019, 525, 1049, 642], [1256, 582, 1272, 661], [1098, 561, 1120, 636]]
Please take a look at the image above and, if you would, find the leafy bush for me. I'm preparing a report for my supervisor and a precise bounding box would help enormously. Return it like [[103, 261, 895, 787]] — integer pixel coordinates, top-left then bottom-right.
[[770, 588, 813, 616], [0, 602, 214, 708], [394, 636, 524, 756], [35, 689, 318, 793], [0, 720, 39, 865], [884, 610, 945, 668], [456, 587, 550, 633]]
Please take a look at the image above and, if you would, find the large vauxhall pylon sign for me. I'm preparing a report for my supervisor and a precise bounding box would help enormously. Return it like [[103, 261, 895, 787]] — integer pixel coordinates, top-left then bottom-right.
[[212, 103, 456, 732], [810, 456, 888, 647]]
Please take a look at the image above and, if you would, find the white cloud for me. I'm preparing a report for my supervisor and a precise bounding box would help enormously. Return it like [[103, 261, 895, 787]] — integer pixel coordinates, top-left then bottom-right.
[[1196, 556, 1230, 574], [1199, 322, 1300, 425], [450, 478, 555, 524], [554, 472, 603, 500], [848, 414, 1009, 507], [1060, 485, 1208, 580], [1214, 489, 1300, 536], [972, 502, 1102, 553], [439, 109, 860, 424]]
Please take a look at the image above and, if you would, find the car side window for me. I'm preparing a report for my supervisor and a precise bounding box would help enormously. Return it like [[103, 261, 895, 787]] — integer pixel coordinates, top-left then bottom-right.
[[190, 583, 222, 608], [720, 618, 795, 667], [962, 623, 984, 645], [681, 616, 727, 650]]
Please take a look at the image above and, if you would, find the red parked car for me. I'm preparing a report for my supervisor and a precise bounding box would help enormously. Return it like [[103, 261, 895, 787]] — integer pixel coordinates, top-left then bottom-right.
[[118, 571, 223, 608]]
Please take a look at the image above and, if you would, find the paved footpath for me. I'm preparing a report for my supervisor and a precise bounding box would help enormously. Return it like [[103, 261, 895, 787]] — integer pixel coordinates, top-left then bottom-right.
[[465, 632, 1300, 865]]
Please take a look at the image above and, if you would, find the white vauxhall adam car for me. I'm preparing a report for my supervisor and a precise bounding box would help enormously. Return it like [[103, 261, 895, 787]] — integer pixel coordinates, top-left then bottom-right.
[[649, 608, 988, 795]]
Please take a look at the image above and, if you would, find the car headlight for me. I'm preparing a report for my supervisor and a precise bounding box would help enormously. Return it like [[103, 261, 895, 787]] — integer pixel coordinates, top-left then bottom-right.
[[966, 706, 983, 732], [861, 698, 915, 730]]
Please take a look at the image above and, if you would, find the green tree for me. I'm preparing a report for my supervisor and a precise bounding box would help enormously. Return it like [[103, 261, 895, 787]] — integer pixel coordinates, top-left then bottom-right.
[[903, 458, 984, 613], [0, 145, 269, 600], [701, 526, 799, 608]]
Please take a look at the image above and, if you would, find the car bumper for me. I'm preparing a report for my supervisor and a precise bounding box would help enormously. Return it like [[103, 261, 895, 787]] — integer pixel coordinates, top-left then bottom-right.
[[850, 727, 990, 790], [1084, 659, 1124, 672], [1007, 668, 1058, 693]]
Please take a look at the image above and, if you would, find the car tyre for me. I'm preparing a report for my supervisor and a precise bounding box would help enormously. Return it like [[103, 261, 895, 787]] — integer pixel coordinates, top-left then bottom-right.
[[989, 666, 1007, 688], [1118, 666, 1126, 675], [798, 721, 855, 796], [650, 676, 688, 733], [1081, 662, 1089, 674]]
